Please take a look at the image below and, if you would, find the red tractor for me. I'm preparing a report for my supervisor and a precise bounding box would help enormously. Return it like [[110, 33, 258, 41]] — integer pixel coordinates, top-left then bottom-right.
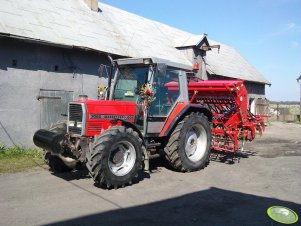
[[33, 57, 265, 189]]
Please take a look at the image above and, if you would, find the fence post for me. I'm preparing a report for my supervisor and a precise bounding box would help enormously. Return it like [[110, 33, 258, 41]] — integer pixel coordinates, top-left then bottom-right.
[[277, 104, 279, 121]]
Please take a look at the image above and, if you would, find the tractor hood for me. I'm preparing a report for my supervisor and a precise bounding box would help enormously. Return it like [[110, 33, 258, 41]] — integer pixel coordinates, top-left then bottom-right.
[[73, 99, 136, 116], [68, 99, 136, 136]]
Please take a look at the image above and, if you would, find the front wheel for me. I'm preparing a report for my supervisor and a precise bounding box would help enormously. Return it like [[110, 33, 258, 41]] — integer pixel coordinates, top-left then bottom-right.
[[86, 126, 144, 189], [164, 112, 212, 172]]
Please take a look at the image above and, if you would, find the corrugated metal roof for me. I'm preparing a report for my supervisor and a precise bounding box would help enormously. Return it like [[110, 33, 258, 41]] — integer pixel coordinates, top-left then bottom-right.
[[0, 0, 125, 55], [206, 40, 270, 84], [0, 0, 269, 84], [100, 3, 192, 66]]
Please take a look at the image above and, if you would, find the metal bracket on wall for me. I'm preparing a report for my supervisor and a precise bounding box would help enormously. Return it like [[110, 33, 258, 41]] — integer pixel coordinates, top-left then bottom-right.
[[36, 96, 62, 101], [201, 45, 221, 53]]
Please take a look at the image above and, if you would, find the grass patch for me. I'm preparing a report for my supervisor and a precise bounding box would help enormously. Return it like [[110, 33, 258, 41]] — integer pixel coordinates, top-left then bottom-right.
[[0, 144, 45, 173]]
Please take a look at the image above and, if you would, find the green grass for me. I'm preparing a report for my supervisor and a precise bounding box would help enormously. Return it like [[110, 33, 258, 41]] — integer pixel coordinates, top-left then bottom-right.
[[0, 144, 45, 173]]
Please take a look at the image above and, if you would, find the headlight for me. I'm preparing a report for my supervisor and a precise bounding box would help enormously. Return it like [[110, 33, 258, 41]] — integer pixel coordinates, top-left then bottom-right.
[[77, 122, 82, 128], [68, 121, 75, 127]]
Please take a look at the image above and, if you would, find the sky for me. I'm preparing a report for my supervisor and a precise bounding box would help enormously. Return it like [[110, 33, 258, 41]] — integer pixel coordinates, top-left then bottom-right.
[[101, 0, 301, 101]]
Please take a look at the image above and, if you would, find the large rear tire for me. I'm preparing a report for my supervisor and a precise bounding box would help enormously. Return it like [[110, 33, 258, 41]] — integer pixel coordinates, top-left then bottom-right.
[[164, 112, 211, 172], [86, 126, 144, 189]]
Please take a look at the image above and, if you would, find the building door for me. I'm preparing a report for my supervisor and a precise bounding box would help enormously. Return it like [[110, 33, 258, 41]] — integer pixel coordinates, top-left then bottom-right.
[[38, 89, 74, 129]]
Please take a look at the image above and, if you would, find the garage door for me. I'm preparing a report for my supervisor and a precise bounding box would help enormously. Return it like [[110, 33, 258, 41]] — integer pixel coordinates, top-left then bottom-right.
[[38, 89, 74, 129]]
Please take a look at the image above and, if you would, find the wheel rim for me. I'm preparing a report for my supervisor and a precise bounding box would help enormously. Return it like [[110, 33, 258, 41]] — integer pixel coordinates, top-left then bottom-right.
[[184, 124, 207, 162], [108, 141, 136, 176]]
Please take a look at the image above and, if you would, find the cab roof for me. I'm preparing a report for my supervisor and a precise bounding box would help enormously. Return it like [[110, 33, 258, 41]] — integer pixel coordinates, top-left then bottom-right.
[[115, 57, 192, 71]]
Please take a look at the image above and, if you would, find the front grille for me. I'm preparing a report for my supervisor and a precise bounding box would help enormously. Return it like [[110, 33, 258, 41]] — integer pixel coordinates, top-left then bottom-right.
[[87, 123, 102, 133], [68, 103, 85, 135], [69, 104, 83, 121]]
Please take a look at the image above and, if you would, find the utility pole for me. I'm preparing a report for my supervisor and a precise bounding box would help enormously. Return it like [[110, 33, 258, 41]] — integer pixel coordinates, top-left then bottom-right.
[[297, 75, 301, 121]]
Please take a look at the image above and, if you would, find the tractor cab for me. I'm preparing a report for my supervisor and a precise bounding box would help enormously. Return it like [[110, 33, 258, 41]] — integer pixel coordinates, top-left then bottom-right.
[[107, 57, 191, 135]]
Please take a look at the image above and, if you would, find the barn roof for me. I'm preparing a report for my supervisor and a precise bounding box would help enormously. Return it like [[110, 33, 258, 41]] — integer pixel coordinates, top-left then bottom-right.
[[206, 40, 270, 84], [0, 0, 269, 84]]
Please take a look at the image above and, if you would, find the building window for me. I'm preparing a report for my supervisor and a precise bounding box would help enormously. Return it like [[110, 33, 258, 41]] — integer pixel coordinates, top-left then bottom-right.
[[12, 59, 17, 67]]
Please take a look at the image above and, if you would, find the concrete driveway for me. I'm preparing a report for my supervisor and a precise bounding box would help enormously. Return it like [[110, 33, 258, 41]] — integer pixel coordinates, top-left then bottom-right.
[[0, 122, 300, 226]]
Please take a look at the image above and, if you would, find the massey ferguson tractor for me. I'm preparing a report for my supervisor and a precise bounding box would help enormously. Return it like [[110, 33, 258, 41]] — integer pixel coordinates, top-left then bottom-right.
[[33, 57, 265, 189]]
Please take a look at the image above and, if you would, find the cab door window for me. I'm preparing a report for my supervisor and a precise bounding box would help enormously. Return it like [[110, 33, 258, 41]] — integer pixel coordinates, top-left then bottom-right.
[[149, 68, 181, 116]]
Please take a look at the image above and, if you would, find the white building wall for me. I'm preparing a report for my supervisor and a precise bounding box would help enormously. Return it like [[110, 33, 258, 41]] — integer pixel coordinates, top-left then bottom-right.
[[0, 38, 109, 146]]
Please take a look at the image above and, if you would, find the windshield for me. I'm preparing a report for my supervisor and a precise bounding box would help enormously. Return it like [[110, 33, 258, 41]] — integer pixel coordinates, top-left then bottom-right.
[[113, 65, 149, 102]]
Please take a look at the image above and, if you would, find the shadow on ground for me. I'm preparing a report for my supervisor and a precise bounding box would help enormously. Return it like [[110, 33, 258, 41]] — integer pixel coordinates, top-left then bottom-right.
[[50, 157, 169, 184], [51, 169, 91, 181], [51, 168, 151, 189], [49, 153, 253, 187], [44, 187, 300, 226], [210, 150, 257, 165]]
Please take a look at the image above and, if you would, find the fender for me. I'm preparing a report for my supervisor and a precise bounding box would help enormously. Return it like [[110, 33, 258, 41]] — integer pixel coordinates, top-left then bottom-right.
[[111, 119, 145, 143], [159, 103, 212, 137]]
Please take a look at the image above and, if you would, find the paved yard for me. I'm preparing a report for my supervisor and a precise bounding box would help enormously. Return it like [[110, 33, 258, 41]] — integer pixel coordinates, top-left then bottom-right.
[[0, 122, 300, 226]]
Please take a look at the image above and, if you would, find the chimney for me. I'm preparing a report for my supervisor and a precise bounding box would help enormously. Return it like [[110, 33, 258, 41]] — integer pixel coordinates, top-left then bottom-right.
[[84, 0, 99, 12]]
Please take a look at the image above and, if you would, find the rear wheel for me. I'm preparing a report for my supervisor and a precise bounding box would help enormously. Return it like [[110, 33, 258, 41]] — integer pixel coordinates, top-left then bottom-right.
[[86, 126, 144, 189], [164, 112, 211, 172]]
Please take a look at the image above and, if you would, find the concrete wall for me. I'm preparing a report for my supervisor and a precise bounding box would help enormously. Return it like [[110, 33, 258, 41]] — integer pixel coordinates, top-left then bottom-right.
[[0, 38, 109, 147]]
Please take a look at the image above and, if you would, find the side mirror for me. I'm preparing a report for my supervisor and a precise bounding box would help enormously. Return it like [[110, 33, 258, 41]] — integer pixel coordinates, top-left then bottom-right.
[[98, 64, 111, 78], [157, 63, 167, 77]]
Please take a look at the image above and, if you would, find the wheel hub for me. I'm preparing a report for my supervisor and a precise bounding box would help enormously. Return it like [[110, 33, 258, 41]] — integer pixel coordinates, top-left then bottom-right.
[[184, 125, 207, 163], [185, 132, 198, 157], [108, 141, 136, 177], [111, 148, 125, 167]]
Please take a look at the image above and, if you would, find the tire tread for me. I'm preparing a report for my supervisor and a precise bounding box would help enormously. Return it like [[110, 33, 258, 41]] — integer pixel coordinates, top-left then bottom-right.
[[86, 126, 144, 189], [164, 112, 211, 172]]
